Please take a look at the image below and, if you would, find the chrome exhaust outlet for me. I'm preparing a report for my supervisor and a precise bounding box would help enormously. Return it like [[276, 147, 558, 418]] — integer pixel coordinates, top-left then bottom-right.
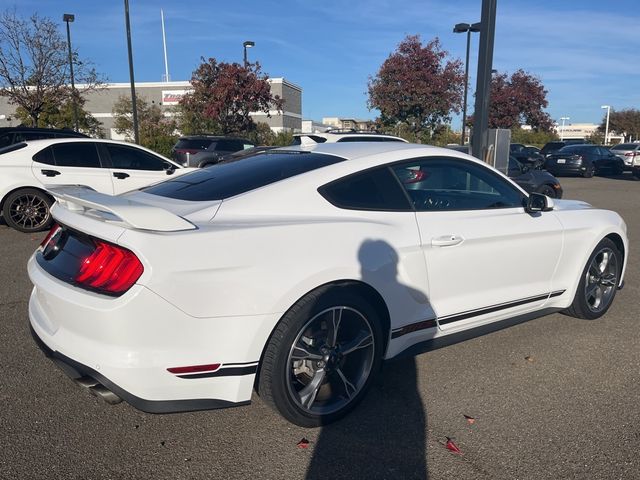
[[89, 384, 123, 405]]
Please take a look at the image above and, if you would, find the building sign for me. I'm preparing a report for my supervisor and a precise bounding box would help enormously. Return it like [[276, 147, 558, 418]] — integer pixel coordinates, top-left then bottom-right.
[[162, 90, 188, 105]]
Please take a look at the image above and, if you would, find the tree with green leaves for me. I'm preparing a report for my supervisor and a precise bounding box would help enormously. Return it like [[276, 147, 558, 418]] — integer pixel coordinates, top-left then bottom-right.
[[14, 94, 104, 137], [599, 108, 640, 142], [178, 58, 283, 136], [0, 10, 102, 127], [367, 35, 465, 143], [112, 95, 177, 158]]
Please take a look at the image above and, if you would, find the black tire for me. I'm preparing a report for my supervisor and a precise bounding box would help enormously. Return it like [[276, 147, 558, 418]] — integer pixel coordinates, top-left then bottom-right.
[[564, 238, 621, 320], [2, 188, 53, 233], [258, 286, 384, 427], [537, 184, 556, 198], [582, 165, 595, 178], [613, 165, 624, 175]]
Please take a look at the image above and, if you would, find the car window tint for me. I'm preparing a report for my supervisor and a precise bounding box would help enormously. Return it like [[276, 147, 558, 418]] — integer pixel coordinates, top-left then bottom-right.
[[144, 152, 346, 201], [0, 134, 14, 148], [32, 146, 55, 165], [52, 143, 101, 168], [319, 167, 412, 211], [392, 157, 523, 211], [106, 144, 166, 171]]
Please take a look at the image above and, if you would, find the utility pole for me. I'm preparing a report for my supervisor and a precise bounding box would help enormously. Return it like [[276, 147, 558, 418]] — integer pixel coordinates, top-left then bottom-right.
[[124, 0, 140, 144], [471, 0, 497, 161]]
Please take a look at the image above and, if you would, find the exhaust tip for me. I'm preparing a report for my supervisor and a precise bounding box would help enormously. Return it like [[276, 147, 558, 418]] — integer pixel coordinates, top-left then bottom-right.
[[89, 384, 122, 405]]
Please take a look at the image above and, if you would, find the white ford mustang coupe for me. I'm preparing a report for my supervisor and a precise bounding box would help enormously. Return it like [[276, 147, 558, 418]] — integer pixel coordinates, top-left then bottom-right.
[[28, 143, 627, 427]]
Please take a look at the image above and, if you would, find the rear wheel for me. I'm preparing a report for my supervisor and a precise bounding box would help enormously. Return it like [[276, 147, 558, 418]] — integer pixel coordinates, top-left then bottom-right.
[[258, 287, 384, 427], [564, 238, 621, 320], [2, 188, 53, 233], [582, 165, 595, 178]]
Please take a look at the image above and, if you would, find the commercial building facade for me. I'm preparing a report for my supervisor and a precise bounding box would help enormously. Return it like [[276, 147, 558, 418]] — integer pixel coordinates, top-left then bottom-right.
[[0, 78, 302, 138]]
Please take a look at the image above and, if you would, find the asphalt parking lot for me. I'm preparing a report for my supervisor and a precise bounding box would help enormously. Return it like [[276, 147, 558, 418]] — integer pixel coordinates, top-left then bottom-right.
[[1, 174, 639, 480]]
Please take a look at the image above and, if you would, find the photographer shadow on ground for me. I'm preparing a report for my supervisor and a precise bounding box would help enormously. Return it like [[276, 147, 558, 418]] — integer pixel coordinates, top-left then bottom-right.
[[305, 239, 430, 480]]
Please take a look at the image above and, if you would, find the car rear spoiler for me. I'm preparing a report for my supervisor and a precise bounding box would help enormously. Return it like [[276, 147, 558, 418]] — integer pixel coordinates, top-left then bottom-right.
[[47, 186, 196, 232]]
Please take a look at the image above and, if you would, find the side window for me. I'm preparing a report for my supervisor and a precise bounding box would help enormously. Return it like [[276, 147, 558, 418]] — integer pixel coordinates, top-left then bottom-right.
[[51, 142, 101, 168], [33, 146, 56, 165], [319, 167, 412, 211], [214, 140, 236, 152], [391, 157, 524, 211], [105, 144, 166, 171]]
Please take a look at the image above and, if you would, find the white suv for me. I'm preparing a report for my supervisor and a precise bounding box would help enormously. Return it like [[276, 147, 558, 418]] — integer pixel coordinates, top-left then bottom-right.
[[292, 130, 407, 145]]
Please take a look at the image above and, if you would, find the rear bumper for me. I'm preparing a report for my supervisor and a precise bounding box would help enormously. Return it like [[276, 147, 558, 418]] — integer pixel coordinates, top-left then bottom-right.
[[28, 254, 278, 413], [545, 165, 586, 176], [30, 325, 247, 413]]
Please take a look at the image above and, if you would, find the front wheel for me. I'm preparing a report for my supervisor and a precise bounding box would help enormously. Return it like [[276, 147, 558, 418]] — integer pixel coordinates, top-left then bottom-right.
[[537, 184, 556, 198], [564, 238, 621, 320], [258, 287, 384, 427], [2, 188, 53, 233]]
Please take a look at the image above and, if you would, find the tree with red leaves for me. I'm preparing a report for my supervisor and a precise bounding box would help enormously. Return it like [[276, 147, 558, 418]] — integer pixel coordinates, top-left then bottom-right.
[[367, 35, 464, 142], [486, 70, 553, 132], [179, 58, 283, 135]]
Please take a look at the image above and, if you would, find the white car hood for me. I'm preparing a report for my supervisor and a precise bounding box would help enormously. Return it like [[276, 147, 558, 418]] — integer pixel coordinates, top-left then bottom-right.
[[552, 199, 593, 211]]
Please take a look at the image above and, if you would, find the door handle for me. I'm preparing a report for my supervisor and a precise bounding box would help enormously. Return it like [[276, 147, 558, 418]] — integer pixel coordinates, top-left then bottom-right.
[[113, 172, 130, 179], [431, 234, 464, 247], [41, 169, 61, 177]]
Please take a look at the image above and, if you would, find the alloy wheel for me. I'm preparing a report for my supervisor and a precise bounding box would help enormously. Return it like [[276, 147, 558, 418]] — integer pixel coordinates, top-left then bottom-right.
[[9, 193, 51, 231], [584, 247, 618, 313], [286, 306, 375, 416]]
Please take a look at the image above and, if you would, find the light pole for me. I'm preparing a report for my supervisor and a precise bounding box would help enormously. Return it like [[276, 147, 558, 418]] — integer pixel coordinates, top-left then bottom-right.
[[601, 105, 611, 145], [559, 116, 569, 141], [123, 0, 139, 144], [63, 14, 78, 132], [243, 40, 255, 67], [453, 22, 481, 146]]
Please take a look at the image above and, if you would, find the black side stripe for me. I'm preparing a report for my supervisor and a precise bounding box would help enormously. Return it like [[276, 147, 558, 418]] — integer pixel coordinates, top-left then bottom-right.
[[438, 290, 565, 326], [391, 319, 437, 339], [177, 364, 258, 380], [391, 290, 566, 338]]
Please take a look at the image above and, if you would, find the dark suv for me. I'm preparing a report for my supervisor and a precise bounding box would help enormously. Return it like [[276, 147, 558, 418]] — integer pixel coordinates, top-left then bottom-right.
[[544, 145, 624, 177], [172, 136, 255, 167], [0, 127, 87, 148]]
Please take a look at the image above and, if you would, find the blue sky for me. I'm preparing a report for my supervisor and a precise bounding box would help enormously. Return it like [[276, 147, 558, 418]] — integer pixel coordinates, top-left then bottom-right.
[[4, 0, 639, 128]]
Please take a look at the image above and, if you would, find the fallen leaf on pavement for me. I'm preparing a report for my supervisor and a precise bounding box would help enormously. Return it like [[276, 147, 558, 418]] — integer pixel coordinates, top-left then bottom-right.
[[463, 414, 475, 425], [445, 437, 463, 455], [297, 438, 310, 449], [525, 356, 535, 363]]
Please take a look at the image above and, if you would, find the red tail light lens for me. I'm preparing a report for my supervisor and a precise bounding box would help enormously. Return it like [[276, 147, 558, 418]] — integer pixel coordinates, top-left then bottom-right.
[[75, 241, 143, 295]]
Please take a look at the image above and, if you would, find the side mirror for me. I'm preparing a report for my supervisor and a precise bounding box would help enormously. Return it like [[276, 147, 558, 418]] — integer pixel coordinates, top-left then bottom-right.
[[525, 192, 554, 213], [164, 163, 176, 175]]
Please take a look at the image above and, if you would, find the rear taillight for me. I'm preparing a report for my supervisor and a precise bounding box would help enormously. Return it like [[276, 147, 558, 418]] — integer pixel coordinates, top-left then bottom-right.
[[75, 241, 143, 295], [624, 152, 635, 157]]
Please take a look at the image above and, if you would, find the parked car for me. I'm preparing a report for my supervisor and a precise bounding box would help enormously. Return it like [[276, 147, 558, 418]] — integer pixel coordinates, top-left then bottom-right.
[[0, 138, 193, 233], [511, 145, 545, 170], [540, 140, 585, 157], [609, 143, 640, 171], [544, 145, 625, 177], [172, 136, 255, 167], [217, 146, 277, 164], [292, 130, 407, 145], [508, 156, 563, 198], [29, 142, 627, 427], [0, 127, 87, 148]]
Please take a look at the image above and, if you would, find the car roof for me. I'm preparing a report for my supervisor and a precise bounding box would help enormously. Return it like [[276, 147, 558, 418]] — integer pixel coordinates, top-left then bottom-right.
[[177, 135, 251, 141]]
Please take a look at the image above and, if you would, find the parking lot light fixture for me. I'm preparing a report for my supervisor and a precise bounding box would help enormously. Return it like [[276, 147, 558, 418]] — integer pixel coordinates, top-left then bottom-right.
[[453, 22, 481, 146], [62, 14, 78, 132], [601, 105, 611, 145], [243, 40, 255, 68], [559, 116, 570, 141]]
